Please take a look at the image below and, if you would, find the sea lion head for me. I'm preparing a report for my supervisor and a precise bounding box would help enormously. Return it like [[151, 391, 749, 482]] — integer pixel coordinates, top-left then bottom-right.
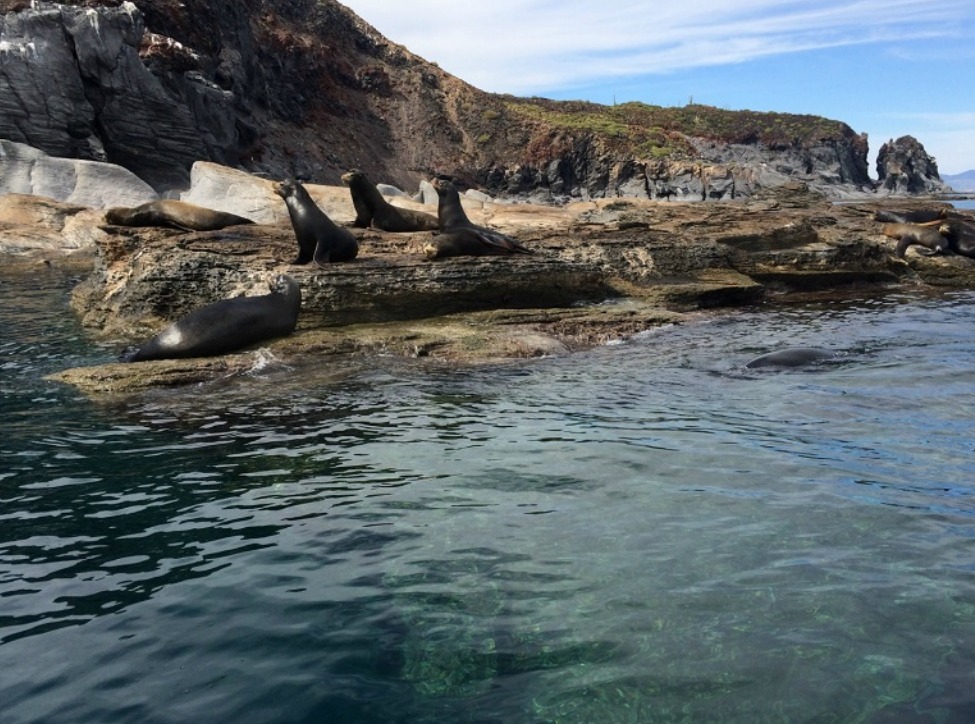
[[268, 273, 301, 299], [422, 241, 441, 259], [103, 207, 127, 224], [341, 169, 363, 186], [273, 179, 299, 199]]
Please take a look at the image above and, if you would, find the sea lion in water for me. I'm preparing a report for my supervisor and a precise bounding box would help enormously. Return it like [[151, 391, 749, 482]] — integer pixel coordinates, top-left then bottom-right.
[[121, 274, 301, 362], [104, 200, 255, 231], [880, 223, 949, 257], [428, 177, 532, 257], [341, 169, 439, 232], [273, 179, 358, 266], [744, 347, 836, 369]]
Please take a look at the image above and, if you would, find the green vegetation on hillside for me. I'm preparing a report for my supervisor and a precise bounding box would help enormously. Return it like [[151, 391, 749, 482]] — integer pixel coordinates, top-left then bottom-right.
[[503, 98, 858, 158]]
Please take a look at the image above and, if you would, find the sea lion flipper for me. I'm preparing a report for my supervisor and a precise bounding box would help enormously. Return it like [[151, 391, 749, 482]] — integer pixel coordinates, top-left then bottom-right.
[[477, 229, 533, 254], [313, 245, 332, 268]]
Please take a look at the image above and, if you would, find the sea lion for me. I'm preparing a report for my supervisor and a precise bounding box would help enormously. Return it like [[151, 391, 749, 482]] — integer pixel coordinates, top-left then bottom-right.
[[880, 222, 949, 257], [429, 177, 532, 257], [341, 169, 439, 232], [423, 228, 533, 258], [273, 179, 358, 266], [935, 219, 975, 259], [873, 208, 948, 224], [121, 274, 301, 362], [104, 200, 255, 231], [744, 347, 837, 369], [431, 177, 476, 230]]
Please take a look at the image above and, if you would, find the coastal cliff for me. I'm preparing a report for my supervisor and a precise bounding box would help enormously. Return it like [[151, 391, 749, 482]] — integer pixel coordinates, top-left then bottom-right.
[[0, 0, 950, 199]]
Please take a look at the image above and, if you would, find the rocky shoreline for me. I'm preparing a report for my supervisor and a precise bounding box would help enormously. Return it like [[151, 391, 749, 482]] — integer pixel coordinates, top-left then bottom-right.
[[3, 170, 974, 397]]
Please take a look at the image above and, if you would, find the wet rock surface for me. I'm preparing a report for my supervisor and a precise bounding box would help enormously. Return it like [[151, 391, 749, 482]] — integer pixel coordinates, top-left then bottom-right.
[[3, 183, 968, 396]]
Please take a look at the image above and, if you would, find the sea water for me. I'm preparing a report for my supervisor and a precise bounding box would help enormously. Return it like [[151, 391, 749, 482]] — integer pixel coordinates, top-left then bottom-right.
[[2, 264, 974, 723]]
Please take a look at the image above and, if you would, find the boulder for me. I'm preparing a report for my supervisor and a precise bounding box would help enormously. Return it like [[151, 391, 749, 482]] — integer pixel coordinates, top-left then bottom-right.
[[0, 140, 158, 208], [0, 193, 108, 254]]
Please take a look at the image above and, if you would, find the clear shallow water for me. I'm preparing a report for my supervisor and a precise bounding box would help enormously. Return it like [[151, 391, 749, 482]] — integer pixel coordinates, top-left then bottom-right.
[[2, 266, 975, 723]]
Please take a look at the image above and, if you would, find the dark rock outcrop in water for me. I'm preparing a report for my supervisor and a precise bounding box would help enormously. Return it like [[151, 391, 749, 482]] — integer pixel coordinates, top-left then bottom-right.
[[876, 136, 952, 195], [0, 0, 946, 199]]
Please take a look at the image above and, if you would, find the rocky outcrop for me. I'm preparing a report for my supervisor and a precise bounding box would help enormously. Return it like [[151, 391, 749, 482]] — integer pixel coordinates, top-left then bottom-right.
[[0, 1, 946, 200], [0, 192, 108, 254], [0, 140, 158, 207], [876, 136, 952, 195], [20, 181, 972, 395], [0, 1, 240, 189]]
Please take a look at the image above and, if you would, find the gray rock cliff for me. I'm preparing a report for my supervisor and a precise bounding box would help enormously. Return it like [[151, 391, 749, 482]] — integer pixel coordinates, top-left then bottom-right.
[[0, 1, 240, 189]]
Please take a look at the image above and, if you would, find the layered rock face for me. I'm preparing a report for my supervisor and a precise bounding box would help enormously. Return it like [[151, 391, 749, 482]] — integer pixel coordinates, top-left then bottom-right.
[[876, 136, 952, 195], [0, 1, 240, 189], [0, 0, 946, 199]]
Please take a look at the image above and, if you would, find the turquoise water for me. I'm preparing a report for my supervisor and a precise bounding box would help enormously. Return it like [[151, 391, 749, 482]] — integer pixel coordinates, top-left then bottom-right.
[[2, 265, 975, 723]]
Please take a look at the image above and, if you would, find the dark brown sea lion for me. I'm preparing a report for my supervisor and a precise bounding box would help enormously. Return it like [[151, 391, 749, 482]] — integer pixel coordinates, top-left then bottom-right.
[[341, 169, 439, 232], [873, 208, 948, 224], [429, 177, 532, 258], [104, 200, 255, 231], [423, 228, 533, 259], [273, 179, 358, 266], [121, 274, 301, 362], [431, 177, 476, 230], [744, 347, 837, 369], [936, 219, 975, 259], [881, 222, 949, 257]]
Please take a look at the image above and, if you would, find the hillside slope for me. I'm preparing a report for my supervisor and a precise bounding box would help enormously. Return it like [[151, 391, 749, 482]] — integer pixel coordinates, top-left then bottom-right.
[[0, 0, 949, 199]]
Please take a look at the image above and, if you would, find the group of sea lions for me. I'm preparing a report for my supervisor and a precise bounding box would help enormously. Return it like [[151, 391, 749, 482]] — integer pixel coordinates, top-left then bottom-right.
[[876, 207, 975, 259], [105, 171, 532, 363], [103, 179, 975, 367]]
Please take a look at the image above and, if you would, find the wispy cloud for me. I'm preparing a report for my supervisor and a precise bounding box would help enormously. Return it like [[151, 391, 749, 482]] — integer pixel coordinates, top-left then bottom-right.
[[342, 0, 974, 94]]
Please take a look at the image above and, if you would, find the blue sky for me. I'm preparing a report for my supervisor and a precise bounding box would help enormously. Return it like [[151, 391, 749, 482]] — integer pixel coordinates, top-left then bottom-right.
[[340, 0, 975, 176]]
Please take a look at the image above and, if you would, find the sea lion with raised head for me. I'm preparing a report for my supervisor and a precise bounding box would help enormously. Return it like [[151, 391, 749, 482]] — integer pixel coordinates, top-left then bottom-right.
[[274, 179, 358, 266], [744, 347, 837, 369], [880, 223, 949, 257], [104, 200, 255, 231], [121, 274, 302, 362], [428, 177, 532, 258], [341, 169, 439, 232]]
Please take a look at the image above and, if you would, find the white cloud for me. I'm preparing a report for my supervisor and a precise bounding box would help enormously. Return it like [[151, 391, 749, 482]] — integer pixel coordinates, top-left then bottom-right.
[[342, 0, 973, 94]]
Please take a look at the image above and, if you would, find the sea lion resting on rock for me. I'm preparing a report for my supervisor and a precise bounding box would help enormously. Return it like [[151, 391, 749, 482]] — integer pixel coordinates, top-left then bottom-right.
[[104, 200, 255, 231], [744, 347, 837, 369], [341, 169, 439, 232], [934, 219, 975, 259], [273, 179, 358, 266], [881, 223, 949, 257], [873, 208, 948, 225], [426, 177, 532, 258], [121, 274, 301, 362]]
